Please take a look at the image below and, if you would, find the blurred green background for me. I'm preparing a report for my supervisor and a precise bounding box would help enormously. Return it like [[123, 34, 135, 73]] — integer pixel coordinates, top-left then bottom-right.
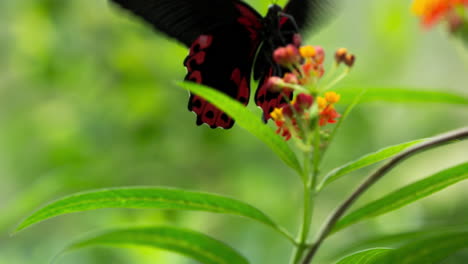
[[1, 0, 467, 263]]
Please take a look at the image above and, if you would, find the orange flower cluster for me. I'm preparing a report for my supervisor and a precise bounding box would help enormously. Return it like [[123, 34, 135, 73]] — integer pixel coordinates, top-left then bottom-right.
[[270, 93, 314, 141], [317, 92, 341, 126], [266, 41, 353, 141], [270, 43, 326, 86], [412, 0, 468, 30]]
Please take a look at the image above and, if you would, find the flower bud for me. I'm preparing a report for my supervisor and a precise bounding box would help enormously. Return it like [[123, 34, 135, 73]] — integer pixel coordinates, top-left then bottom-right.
[[295, 93, 314, 110], [335, 48, 348, 64], [299, 45, 316, 58], [264, 76, 284, 92], [281, 104, 294, 118], [344, 54, 355, 67], [314, 46, 325, 64], [273, 44, 300, 66], [283, 73, 299, 84]]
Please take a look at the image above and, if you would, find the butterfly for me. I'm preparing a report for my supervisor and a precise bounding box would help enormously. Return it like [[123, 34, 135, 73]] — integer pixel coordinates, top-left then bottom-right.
[[110, 0, 330, 128]]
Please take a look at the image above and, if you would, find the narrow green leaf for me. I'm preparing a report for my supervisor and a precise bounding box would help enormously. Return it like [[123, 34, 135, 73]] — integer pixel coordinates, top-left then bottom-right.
[[178, 81, 301, 174], [15, 187, 293, 243], [335, 248, 393, 264], [372, 231, 468, 264], [336, 87, 468, 105], [333, 162, 468, 233], [59, 226, 249, 264], [318, 139, 427, 190], [333, 225, 468, 259]]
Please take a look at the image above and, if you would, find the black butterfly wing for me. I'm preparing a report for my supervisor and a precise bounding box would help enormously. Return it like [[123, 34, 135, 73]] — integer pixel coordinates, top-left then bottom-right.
[[284, 0, 333, 34], [254, 14, 297, 121], [185, 2, 263, 128], [110, 0, 263, 128], [110, 0, 243, 46]]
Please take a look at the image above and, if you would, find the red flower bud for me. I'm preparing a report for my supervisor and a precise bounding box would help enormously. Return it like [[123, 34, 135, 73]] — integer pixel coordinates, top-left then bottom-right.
[[283, 73, 299, 84], [313, 46, 325, 64], [295, 93, 314, 109], [282, 104, 294, 118], [264, 76, 283, 92], [273, 44, 300, 66]]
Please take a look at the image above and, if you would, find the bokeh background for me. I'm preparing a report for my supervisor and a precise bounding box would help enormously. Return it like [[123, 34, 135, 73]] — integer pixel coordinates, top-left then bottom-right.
[[1, 0, 467, 263]]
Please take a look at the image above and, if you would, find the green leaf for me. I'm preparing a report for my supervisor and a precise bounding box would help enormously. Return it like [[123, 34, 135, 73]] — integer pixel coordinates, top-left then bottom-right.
[[332, 162, 468, 233], [59, 226, 249, 264], [178, 81, 302, 174], [15, 187, 293, 243], [335, 248, 393, 264], [336, 87, 468, 106], [372, 231, 468, 264], [318, 139, 427, 190], [333, 225, 468, 259]]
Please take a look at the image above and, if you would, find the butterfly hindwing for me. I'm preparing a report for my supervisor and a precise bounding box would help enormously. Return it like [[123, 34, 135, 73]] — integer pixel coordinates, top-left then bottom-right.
[[184, 2, 263, 128], [254, 14, 298, 121]]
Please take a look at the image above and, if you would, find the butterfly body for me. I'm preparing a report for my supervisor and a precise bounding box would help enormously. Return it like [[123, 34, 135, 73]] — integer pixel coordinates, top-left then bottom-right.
[[110, 0, 329, 128]]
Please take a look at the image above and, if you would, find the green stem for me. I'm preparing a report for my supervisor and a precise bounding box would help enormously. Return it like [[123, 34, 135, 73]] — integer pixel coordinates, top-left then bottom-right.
[[321, 69, 348, 92], [310, 124, 321, 188], [290, 121, 322, 264], [290, 151, 313, 264]]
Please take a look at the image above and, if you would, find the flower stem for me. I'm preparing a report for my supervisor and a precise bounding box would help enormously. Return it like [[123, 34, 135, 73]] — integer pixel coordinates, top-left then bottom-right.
[[321, 69, 348, 92], [290, 120, 323, 263], [289, 150, 313, 264], [310, 123, 321, 188]]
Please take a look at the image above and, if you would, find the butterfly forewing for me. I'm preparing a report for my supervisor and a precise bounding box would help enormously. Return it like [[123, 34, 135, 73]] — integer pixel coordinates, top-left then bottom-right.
[[184, 2, 263, 128], [111, 0, 243, 46]]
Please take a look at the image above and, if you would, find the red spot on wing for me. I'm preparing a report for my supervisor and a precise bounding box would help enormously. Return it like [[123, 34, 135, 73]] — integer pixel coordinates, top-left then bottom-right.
[[184, 34, 234, 129], [187, 71, 202, 83], [279, 16, 289, 26], [231, 68, 249, 105], [197, 35, 213, 49], [184, 35, 212, 72], [235, 3, 262, 52]]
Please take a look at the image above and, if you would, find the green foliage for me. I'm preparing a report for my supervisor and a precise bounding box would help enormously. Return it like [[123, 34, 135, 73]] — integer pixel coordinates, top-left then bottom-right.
[[60, 226, 249, 264], [372, 231, 468, 264], [335, 248, 392, 264], [333, 224, 468, 259], [333, 162, 468, 233], [178, 81, 302, 174], [337, 87, 468, 105], [15, 187, 293, 242], [318, 139, 427, 190]]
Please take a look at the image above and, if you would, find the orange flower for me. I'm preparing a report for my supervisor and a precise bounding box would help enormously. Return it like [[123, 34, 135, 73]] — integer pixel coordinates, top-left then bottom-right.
[[412, 0, 468, 28], [319, 106, 340, 126], [317, 92, 341, 126]]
